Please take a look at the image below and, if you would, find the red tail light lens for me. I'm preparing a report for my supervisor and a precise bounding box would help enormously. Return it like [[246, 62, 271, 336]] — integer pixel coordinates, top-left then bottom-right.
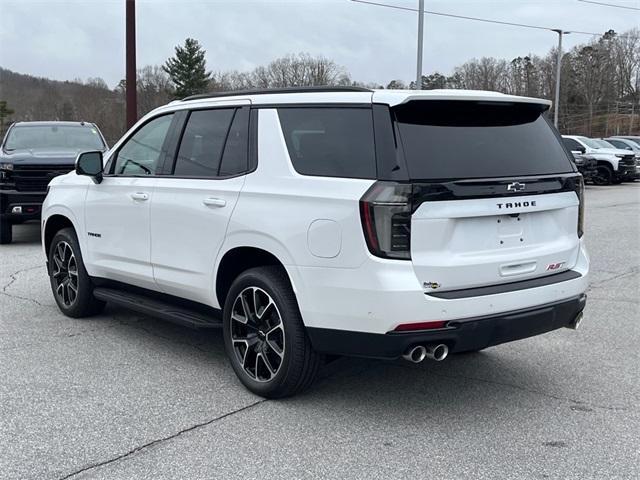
[[575, 176, 584, 238], [360, 182, 412, 260], [394, 321, 447, 332]]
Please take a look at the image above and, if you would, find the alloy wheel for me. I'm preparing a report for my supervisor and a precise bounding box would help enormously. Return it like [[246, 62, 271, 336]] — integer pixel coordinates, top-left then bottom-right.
[[593, 166, 612, 185], [230, 287, 285, 382], [51, 241, 78, 307]]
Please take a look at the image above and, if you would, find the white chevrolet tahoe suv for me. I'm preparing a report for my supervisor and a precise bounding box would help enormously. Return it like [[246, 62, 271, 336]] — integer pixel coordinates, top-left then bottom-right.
[[42, 87, 589, 398]]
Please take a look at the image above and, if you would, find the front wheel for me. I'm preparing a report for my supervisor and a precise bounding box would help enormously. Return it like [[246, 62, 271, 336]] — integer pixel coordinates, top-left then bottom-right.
[[223, 266, 322, 398], [593, 164, 614, 185], [48, 228, 105, 317]]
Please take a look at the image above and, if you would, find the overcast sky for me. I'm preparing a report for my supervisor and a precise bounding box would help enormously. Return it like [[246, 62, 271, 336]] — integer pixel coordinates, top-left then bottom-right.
[[1, 0, 638, 88]]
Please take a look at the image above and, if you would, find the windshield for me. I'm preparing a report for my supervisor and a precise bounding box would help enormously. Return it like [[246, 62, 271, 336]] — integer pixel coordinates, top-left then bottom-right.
[[579, 137, 604, 149], [394, 101, 573, 180], [594, 139, 615, 148], [4, 125, 105, 151], [607, 139, 639, 151]]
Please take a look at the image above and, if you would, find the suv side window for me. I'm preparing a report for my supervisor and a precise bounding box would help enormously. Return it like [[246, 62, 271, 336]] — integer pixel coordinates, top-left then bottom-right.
[[277, 107, 376, 179], [219, 108, 250, 176], [113, 114, 174, 175], [173, 109, 235, 177]]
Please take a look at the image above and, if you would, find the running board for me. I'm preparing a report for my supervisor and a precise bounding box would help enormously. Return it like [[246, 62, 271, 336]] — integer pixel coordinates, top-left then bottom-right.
[[93, 287, 222, 329]]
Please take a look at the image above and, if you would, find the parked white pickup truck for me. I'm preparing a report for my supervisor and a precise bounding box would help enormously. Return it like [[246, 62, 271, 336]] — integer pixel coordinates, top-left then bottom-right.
[[562, 135, 637, 185]]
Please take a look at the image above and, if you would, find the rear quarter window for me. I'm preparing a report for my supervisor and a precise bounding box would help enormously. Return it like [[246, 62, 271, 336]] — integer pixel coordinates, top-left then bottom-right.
[[277, 107, 376, 179], [394, 101, 573, 180]]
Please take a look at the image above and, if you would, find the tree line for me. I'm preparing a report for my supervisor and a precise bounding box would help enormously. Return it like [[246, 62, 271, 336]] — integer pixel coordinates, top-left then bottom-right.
[[1, 28, 638, 144]]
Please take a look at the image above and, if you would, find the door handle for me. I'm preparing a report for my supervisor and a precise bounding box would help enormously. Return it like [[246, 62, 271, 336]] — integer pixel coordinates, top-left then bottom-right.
[[500, 261, 537, 277], [203, 197, 226, 208], [130, 192, 149, 201]]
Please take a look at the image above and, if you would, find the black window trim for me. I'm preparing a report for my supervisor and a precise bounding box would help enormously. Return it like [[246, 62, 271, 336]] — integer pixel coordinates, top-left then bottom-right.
[[253, 102, 372, 109], [161, 105, 254, 181], [104, 112, 178, 178]]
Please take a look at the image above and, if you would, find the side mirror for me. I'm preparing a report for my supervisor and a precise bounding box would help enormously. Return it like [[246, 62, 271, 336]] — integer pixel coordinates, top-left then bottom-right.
[[76, 151, 103, 184], [577, 146, 586, 154]]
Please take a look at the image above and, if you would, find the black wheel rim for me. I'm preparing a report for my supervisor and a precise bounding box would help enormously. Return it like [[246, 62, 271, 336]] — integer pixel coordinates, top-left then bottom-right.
[[230, 287, 285, 383], [52, 241, 78, 307], [593, 166, 611, 185]]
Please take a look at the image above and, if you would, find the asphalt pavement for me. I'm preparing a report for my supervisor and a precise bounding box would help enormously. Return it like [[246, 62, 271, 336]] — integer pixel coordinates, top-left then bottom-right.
[[1, 183, 638, 480]]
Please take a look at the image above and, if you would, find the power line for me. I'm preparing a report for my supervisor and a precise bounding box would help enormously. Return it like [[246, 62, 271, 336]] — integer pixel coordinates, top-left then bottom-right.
[[577, 0, 640, 11], [350, 0, 611, 36]]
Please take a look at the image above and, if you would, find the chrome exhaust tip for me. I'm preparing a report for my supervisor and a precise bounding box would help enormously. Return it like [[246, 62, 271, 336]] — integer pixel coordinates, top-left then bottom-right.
[[425, 344, 449, 362], [403, 345, 427, 363], [566, 311, 584, 330]]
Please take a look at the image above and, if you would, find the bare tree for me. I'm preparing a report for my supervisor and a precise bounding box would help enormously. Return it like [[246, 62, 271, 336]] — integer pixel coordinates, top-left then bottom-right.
[[136, 65, 172, 117], [453, 57, 509, 92], [386, 79, 407, 89]]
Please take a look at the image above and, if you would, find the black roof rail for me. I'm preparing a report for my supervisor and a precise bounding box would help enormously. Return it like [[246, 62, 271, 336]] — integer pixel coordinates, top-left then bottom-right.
[[181, 86, 373, 102]]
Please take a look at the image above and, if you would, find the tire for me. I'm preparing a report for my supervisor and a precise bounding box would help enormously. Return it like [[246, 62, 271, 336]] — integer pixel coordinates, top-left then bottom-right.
[[48, 227, 105, 318], [223, 266, 322, 398], [0, 219, 12, 244], [593, 164, 614, 185]]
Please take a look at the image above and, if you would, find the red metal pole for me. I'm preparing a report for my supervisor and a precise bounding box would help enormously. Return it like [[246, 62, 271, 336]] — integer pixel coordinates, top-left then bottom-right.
[[126, 0, 137, 129]]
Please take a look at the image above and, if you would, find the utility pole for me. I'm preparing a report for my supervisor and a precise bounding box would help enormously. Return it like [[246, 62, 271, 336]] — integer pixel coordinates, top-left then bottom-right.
[[552, 29, 567, 128], [126, 0, 137, 129], [415, 0, 424, 89]]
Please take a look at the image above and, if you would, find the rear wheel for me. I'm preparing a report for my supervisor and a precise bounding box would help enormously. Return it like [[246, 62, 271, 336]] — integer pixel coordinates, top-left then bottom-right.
[[48, 228, 105, 317], [593, 164, 614, 185], [223, 266, 322, 398], [0, 219, 12, 244]]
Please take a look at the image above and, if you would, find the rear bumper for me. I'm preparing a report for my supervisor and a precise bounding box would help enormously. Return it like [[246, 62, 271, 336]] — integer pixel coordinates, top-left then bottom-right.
[[0, 190, 46, 221], [291, 238, 589, 335], [307, 294, 587, 359]]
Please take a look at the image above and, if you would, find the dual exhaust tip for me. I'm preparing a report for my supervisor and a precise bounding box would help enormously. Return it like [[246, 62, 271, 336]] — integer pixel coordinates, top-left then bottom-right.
[[403, 344, 449, 363]]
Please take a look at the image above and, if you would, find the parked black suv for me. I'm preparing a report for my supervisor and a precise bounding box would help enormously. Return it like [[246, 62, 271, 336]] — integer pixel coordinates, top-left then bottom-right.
[[0, 121, 107, 244]]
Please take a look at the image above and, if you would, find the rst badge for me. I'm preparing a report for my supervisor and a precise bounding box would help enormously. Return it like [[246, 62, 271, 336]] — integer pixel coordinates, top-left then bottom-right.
[[546, 262, 565, 271]]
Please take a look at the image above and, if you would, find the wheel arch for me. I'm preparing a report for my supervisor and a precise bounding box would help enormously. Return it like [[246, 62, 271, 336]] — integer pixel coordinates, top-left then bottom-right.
[[594, 156, 618, 170], [215, 245, 300, 311], [43, 214, 77, 257], [596, 159, 615, 169]]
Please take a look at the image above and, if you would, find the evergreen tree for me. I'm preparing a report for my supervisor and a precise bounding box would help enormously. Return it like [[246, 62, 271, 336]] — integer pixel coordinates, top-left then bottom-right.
[[163, 38, 211, 98]]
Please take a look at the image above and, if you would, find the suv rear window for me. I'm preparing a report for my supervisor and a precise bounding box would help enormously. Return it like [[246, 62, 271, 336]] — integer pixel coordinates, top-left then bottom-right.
[[278, 108, 376, 179], [394, 101, 573, 180]]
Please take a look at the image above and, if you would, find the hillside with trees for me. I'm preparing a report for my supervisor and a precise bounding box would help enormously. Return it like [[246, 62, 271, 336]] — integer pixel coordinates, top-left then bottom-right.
[[387, 29, 640, 136], [1, 28, 638, 143]]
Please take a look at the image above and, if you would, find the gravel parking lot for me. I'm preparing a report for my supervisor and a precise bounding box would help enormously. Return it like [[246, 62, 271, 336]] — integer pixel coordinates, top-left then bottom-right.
[[1, 183, 638, 480]]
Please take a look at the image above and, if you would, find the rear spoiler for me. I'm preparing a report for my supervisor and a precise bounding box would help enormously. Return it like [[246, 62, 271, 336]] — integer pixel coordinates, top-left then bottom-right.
[[372, 89, 552, 111]]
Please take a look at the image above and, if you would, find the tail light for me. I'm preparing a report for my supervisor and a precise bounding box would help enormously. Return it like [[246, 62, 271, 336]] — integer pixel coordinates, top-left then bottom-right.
[[574, 176, 584, 238], [360, 182, 412, 260], [393, 320, 447, 332]]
